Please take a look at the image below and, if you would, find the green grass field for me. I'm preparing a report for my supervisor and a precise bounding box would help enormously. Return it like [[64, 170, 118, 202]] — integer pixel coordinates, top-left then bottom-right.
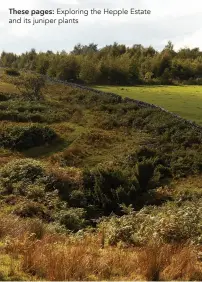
[[95, 85, 202, 125]]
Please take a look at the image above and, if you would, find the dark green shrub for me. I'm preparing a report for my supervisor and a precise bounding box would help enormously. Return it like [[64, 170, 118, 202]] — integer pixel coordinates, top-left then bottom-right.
[[170, 149, 202, 177], [5, 68, 20, 76], [83, 166, 139, 214], [69, 190, 87, 207], [135, 160, 156, 191], [0, 159, 45, 185], [126, 147, 171, 191], [171, 130, 201, 147], [26, 184, 46, 201], [14, 201, 51, 221], [0, 159, 58, 200], [0, 125, 57, 150], [136, 147, 157, 160], [56, 208, 87, 231], [0, 159, 78, 203], [0, 92, 12, 101]]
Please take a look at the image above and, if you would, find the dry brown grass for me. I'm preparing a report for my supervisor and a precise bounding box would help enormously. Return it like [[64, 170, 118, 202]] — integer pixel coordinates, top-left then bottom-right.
[[3, 228, 202, 281], [47, 165, 83, 187], [63, 146, 83, 156], [0, 214, 46, 240], [160, 246, 202, 281], [0, 214, 201, 281]]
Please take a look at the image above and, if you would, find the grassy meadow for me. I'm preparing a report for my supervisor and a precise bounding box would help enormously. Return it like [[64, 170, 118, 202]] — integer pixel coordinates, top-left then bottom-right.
[[95, 85, 202, 125]]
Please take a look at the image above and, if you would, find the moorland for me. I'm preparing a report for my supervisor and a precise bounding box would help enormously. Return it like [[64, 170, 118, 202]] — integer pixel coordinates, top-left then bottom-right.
[[0, 43, 202, 280]]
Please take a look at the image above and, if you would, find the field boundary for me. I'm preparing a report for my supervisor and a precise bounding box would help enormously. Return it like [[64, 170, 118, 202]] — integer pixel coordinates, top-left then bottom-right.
[[2, 67, 202, 133], [44, 75, 202, 133]]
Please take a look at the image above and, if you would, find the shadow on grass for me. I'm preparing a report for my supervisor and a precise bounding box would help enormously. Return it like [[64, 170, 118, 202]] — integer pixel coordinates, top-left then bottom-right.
[[22, 138, 69, 158]]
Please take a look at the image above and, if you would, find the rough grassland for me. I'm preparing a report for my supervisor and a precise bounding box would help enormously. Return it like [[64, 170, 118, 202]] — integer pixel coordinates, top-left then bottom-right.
[[0, 77, 202, 281], [0, 81, 17, 93], [95, 85, 202, 125]]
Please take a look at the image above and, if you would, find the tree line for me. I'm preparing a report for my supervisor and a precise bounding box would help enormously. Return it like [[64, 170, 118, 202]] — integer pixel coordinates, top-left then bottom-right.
[[1, 41, 202, 85]]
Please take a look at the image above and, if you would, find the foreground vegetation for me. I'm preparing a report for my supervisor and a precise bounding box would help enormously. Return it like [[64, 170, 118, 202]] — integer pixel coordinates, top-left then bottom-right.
[[0, 71, 202, 280], [0, 214, 201, 281], [95, 85, 202, 125]]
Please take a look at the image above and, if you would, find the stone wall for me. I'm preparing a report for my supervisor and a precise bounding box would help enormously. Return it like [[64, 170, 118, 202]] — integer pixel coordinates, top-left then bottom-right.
[[45, 75, 202, 134], [1, 66, 202, 133]]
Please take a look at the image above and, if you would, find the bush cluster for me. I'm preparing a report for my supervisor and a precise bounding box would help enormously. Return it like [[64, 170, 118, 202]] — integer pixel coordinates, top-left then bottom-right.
[[0, 125, 57, 150], [100, 200, 202, 246], [83, 165, 139, 214], [0, 159, 87, 231], [5, 68, 20, 76], [0, 99, 74, 123]]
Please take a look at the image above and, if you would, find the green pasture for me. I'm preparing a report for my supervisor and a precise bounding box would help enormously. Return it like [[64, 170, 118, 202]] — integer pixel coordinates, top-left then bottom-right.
[[95, 85, 202, 125]]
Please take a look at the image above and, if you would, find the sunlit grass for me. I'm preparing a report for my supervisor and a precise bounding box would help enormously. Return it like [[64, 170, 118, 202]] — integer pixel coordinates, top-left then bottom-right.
[[0, 81, 18, 93], [95, 85, 202, 125]]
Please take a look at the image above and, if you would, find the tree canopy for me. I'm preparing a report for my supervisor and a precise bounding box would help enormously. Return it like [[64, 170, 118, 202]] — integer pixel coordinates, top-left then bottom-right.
[[1, 41, 202, 85]]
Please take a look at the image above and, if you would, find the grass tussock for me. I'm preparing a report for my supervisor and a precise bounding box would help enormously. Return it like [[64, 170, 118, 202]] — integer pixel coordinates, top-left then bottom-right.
[[4, 231, 202, 281], [0, 214, 200, 281]]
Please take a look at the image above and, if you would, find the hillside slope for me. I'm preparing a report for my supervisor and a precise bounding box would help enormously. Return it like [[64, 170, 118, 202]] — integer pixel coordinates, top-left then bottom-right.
[[0, 74, 202, 280], [95, 85, 202, 125]]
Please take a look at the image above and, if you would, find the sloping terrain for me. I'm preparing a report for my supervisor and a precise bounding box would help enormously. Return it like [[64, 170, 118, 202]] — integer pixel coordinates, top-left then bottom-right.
[[95, 85, 202, 125], [0, 74, 202, 280]]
